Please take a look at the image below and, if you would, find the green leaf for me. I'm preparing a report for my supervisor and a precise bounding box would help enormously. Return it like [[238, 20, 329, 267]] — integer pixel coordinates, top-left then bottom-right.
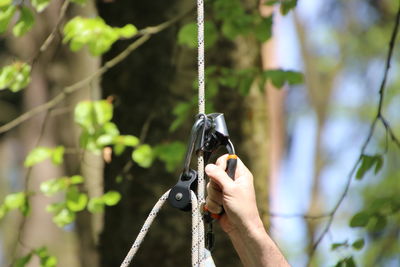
[[132, 144, 153, 168], [34, 247, 57, 267], [254, 16, 272, 42], [46, 202, 64, 213], [264, 0, 279, 6], [4, 192, 26, 210], [40, 177, 69, 196], [262, 69, 303, 89], [153, 142, 186, 172], [285, 71, 304, 85], [66, 187, 88, 212], [41, 255, 57, 267], [356, 154, 384, 180], [170, 102, 192, 132], [331, 241, 348, 250], [14, 253, 33, 267], [177, 23, 197, 48], [0, 0, 12, 7], [31, 0, 51, 12], [352, 238, 365, 250], [345, 257, 356, 267], [51, 146, 65, 165], [96, 134, 114, 146], [87, 197, 104, 213], [63, 16, 136, 56], [53, 208, 75, 227], [70, 175, 84, 184], [74, 100, 113, 131], [0, 62, 31, 92], [101, 191, 121, 206], [369, 214, 387, 232], [280, 0, 298, 15], [24, 147, 53, 167], [0, 5, 16, 33], [116, 24, 137, 38], [350, 211, 370, 228], [120, 135, 140, 147], [204, 22, 218, 48], [13, 7, 35, 37], [264, 69, 286, 88], [178, 22, 218, 49]]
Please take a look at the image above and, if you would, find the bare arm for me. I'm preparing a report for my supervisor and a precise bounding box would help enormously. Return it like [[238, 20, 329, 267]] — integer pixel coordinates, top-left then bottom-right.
[[205, 155, 290, 267]]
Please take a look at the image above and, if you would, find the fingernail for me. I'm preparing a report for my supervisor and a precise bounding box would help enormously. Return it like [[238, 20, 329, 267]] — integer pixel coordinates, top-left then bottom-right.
[[205, 164, 217, 174]]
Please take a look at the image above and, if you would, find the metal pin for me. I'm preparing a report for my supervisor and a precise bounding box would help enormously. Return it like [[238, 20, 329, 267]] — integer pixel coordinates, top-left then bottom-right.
[[175, 193, 183, 201]]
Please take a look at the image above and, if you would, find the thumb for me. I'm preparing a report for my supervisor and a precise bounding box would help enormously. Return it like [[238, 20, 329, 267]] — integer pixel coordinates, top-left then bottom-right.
[[205, 164, 233, 191]]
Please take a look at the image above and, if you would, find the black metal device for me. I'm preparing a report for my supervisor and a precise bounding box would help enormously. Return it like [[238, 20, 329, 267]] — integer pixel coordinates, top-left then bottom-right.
[[167, 113, 236, 211]]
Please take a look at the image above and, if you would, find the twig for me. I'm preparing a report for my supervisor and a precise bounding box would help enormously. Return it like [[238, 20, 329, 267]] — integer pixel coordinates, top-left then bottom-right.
[[0, 7, 194, 135], [309, 3, 400, 261], [9, 110, 51, 265], [31, 0, 71, 65], [267, 212, 331, 220]]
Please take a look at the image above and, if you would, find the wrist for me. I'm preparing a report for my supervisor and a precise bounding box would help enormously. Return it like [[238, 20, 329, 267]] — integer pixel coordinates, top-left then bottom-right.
[[227, 216, 267, 241]]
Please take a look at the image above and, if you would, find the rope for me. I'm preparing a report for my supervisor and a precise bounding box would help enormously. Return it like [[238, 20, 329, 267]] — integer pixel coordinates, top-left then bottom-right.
[[196, 0, 206, 264], [120, 190, 213, 267], [120, 0, 211, 266], [120, 190, 171, 267]]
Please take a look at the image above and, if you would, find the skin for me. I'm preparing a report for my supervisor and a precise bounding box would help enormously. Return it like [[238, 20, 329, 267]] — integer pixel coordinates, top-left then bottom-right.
[[205, 155, 291, 267]]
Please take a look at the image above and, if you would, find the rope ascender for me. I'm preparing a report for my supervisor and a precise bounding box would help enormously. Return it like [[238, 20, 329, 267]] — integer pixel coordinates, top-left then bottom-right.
[[120, 1, 237, 266]]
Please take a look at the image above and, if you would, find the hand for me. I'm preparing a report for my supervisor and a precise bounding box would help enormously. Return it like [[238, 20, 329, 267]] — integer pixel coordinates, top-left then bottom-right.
[[205, 154, 264, 234]]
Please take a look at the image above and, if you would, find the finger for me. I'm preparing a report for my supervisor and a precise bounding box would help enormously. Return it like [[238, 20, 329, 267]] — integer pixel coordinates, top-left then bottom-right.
[[206, 183, 223, 205], [205, 164, 233, 190], [209, 180, 222, 192], [205, 197, 223, 214], [215, 154, 229, 170]]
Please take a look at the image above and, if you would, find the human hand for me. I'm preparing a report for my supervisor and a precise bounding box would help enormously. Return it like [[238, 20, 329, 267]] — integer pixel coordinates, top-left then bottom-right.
[[205, 154, 264, 234]]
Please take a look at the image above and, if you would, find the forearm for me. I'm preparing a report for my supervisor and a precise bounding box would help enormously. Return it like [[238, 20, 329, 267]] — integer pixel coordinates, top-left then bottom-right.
[[227, 220, 290, 267]]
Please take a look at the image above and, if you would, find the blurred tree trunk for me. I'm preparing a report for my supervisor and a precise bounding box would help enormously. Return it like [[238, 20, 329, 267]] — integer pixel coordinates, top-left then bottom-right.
[[294, 13, 339, 264], [2, 2, 100, 266], [236, 0, 272, 230], [260, 2, 287, 227]]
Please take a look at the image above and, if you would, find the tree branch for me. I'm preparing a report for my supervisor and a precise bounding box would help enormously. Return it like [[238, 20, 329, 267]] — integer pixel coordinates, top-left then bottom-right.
[[309, 3, 400, 260], [0, 7, 193, 135], [30, 0, 71, 65]]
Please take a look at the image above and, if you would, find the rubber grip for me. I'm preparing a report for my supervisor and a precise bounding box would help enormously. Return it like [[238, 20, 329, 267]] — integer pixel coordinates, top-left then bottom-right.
[[226, 155, 237, 179]]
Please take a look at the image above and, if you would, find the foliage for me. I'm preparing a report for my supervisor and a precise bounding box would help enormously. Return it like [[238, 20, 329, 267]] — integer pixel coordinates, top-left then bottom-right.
[[355, 154, 383, 180], [0, 192, 29, 220], [63, 16, 137, 56], [0, 4, 34, 36], [0, 62, 31, 92], [15, 246, 57, 267], [170, 66, 303, 131], [24, 146, 65, 167]]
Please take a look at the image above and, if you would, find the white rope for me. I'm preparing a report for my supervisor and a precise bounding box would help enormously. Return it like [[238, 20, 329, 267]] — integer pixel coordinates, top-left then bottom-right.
[[120, 190, 214, 267], [196, 0, 206, 265], [120, 190, 171, 267], [120, 1, 211, 266]]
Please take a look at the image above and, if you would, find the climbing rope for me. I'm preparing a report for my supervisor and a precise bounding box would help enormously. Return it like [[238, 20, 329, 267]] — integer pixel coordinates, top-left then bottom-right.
[[120, 190, 171, 267], [120, 0, 210, 265], [196, 0, 206, 265], [120, 190, 213, 267]]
